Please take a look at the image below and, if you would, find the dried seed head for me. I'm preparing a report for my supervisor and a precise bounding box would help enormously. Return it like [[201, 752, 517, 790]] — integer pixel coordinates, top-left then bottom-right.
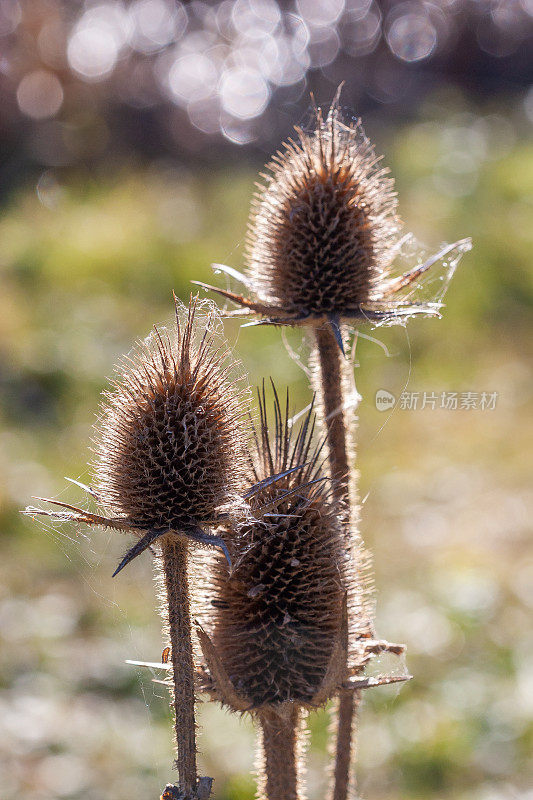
[[203, 386, 358, 710], [247, 106, 400, 320], [195, 96, 471, 336], [94, 297, 248, 532], [24, 297, 250, 576]]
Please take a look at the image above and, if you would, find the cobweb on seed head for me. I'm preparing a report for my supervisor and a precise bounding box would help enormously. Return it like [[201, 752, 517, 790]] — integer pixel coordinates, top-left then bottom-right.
[[366, 235, 472, 327]]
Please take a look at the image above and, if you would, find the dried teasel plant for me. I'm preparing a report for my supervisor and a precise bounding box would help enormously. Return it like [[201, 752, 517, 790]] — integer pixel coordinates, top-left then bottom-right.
[[23, 91, 471, 800], [25, 295, 251, 800], [196, 93, 471, 800], [196, 385, 407, 800]]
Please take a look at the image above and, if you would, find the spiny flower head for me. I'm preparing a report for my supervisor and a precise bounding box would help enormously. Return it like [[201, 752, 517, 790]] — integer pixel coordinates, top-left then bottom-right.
[[26, 296, 250, 575], [196, 95, 471, 344], [200, 386, 358, 710], [94, 298, 246, 530], [247, 105, 400, 319]]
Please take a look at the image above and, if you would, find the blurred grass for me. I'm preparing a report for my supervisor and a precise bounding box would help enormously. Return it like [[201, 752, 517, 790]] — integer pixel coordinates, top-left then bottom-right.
[[1, 106, 532, 800]]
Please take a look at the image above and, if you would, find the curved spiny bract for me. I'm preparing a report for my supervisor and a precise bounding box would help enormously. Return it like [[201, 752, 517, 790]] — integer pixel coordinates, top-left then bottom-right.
[[247, 108, 400, 320], [93, 297, 248, 535], [205, 386, 365, 711]]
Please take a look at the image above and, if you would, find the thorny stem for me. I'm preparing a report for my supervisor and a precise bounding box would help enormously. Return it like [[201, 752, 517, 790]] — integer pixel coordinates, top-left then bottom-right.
[[313, 322, 360, 800], [161, 536, 201, 799], [257, 705, 306, 800]]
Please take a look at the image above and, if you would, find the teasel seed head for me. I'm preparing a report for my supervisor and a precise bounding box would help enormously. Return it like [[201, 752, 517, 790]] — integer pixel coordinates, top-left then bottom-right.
[[26, 295, 250, 575], [95, 298, 247, 527], [247, 107, 399, 320], [195, 92, 472, 341], [199, 385, 363, 712]]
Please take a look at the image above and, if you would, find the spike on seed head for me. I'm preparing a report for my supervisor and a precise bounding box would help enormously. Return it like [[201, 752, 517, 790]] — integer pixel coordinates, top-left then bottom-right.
[[203, 386, 362, 710]]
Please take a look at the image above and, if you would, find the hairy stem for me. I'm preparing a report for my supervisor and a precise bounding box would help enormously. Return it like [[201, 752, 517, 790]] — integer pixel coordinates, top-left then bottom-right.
[[313, 322, 360, 800], [329, 691, 361, 800], [257, 705, 306, 800], [313, 325, 351, 499], [161, 536, 198, 798]]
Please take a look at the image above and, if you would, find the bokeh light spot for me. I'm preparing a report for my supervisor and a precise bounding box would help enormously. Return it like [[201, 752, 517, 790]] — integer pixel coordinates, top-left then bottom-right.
[[0, 0, 21, 36], [340, 5, 381, 57], [232, 0, 281, 38], [168, 52, 218, 104], [17, 70, 63, 120], [129, 0, 186, 53], [220, 67, 269, 119], [307, 25, 340, 68], [344, 0, 372, 20], [387, 12, 437, 62], [68, 25, 119, 80], [297, 0, 344, 27]]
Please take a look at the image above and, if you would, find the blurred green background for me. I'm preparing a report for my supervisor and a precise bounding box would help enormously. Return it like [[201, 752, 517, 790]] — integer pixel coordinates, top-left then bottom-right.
[[1, 82, 533, 800]]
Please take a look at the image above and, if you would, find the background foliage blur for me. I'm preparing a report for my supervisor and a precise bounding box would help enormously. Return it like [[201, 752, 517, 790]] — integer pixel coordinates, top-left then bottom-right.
[[1, 1, 532, 799]]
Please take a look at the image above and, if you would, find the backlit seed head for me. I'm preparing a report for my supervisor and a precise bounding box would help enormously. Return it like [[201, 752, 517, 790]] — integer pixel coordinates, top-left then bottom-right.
[[195, 97, 470, 334], [202, 387, 369, 710], [246, 104, 400, 319], [24, 296, 249, 576], [94, 296, 248, 531]]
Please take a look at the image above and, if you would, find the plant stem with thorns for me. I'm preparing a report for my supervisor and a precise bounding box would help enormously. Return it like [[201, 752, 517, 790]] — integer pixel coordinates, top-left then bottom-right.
[[313, 322, 360, 800], [160, 535, 200, 798]]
